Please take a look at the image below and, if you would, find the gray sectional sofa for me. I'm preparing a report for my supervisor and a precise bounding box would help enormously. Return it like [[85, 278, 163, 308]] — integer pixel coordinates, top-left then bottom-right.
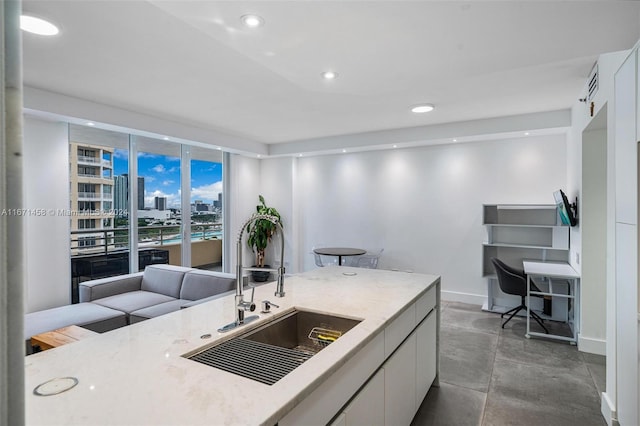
[[80, 264, 237, 323], [25, 265, 237, 353]]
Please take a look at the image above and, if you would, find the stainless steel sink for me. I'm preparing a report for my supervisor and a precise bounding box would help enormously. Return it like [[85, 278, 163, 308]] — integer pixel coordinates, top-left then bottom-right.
[[242, 309, 361, 354], [184, 309, 361, 385]]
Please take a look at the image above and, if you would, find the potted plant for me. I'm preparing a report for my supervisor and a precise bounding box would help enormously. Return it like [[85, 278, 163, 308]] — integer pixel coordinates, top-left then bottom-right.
[[246, 195, 282, 282]]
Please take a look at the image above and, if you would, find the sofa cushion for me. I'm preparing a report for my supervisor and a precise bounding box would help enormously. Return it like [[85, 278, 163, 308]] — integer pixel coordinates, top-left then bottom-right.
[[91, 290, 176, 315], [25, 303, 127, 340], [129, 299, 188, 324], [180, 270, 236, 301], [140, 264, 191, 298], [180, 290, 234, 309], [79, 272, 144, 302]]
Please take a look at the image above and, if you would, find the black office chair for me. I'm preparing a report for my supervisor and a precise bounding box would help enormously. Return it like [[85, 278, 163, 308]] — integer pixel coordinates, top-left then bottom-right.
[[491, 258, 549, 333]]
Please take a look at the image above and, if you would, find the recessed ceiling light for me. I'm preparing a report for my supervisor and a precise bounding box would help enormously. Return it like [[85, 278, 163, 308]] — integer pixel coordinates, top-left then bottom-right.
[[342, 149, 347, 153], [322, 71, 338, 80], [163, 137, 169, 141], [20, 15, 59, 36], [257, 154, 262, 158], [216, 147, 222, 151], [86, 122, 95, 126], [241, 14, 264, 28], [411, 104, 435, 114], [393, 145, 398, 148], [453, 139, 458, 142], [524, 132, 530, 136]]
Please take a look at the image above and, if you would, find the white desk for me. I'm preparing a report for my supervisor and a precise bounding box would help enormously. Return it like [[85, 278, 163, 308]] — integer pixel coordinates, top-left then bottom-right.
[[523, 260, 580, 344]]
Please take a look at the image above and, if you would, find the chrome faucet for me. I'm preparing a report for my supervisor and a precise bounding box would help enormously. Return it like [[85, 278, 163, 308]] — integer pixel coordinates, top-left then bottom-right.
[[218, 213, 285, 333]]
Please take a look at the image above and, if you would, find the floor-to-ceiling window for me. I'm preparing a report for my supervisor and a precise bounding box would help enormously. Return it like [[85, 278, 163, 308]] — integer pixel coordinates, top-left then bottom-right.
[[68, 125, 225, 301], [189, 146, 224, 270], [69, 125, 130, 302], [133, 136, 182, 268]]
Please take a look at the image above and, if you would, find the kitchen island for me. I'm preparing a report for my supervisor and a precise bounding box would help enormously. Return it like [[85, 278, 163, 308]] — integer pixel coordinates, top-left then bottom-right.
[[25, 267, 440, 425]]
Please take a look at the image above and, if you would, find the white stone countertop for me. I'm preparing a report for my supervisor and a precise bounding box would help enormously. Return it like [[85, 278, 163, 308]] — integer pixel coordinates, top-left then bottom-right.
[[25, 267, 440, 426]]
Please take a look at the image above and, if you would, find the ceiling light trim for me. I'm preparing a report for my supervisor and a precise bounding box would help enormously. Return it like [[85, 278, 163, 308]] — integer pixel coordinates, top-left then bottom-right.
[[20, 14, 60, 36], [240, 14, 264, 28], [411, 104, 435, 114]]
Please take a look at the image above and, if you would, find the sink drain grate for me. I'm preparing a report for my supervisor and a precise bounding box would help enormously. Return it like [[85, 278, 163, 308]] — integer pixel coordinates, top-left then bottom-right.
[[187, 338, 314, 385]]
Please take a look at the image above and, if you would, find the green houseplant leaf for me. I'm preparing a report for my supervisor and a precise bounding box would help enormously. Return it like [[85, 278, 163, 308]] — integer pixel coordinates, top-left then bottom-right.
[[246, 195, 282, 267]]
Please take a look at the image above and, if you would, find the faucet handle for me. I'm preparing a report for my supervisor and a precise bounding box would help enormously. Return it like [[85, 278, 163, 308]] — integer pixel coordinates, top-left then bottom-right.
[[247, 286, 256, 311], [237, 286, 256, 312]]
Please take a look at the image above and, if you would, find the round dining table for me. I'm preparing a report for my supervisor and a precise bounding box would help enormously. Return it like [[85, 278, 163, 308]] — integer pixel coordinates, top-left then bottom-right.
[[313, 247, 366, 266]]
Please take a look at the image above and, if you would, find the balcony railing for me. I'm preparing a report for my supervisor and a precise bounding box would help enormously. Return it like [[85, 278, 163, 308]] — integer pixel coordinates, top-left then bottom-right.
[[70, 223, 223, 255], [78, 192, 101, 199], [70, 223, 223, 303], [78, 155, 99, 164]]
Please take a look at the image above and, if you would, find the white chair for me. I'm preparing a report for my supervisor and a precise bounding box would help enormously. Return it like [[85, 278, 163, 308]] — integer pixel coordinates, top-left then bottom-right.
[[346, 248, 384, 269]]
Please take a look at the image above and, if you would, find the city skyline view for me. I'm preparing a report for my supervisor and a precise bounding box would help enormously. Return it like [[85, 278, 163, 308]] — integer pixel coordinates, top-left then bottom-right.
[[113, 149, 222, 209]]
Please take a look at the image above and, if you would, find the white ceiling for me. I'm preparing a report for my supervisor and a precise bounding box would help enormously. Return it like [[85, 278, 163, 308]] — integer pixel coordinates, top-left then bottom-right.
[[21, 1, 640, 152]]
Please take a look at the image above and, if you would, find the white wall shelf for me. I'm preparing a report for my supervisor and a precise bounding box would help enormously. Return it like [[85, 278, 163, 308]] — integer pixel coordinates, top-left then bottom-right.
[[482, 204, 570, 317]]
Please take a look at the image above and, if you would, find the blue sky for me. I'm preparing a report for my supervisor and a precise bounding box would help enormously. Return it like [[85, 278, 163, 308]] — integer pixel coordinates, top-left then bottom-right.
[[114, 149, 222, 208]]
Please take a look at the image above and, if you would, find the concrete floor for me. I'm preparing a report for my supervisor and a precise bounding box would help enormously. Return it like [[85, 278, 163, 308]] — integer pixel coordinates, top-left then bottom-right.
[[411, 301, 606, 426]]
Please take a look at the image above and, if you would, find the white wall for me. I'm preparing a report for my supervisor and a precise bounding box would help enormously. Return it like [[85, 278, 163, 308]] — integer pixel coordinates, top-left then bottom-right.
[[294, 135, 566, 303], [260, 157, 296, 273], [226, 154, 261, 272], [23, 117, 70, 312]]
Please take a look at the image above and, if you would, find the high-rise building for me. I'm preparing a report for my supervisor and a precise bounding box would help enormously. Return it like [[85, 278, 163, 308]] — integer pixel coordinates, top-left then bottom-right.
[[193, 200, 210, 212], [154, 196, 167, 211], [113, 174, 145, 213], [114, 175, 128, 214], [137, 177, 145, 210], [69, 142, 115, 254]]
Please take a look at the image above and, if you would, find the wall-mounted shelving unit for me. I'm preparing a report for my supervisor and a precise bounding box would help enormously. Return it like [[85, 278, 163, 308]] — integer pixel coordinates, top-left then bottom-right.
[[482, 204, 570, 318]]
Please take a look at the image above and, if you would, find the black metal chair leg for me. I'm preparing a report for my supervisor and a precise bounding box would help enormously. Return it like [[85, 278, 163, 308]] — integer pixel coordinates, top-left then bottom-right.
[[502, 305, 523, 328], [501, 305, 520, 319]]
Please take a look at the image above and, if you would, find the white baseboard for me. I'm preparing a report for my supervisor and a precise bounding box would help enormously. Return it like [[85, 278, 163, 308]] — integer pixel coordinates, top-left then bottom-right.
[[601, 392, 618, 426], [578, 335, 606, 356], [441, 291, 485, 306]]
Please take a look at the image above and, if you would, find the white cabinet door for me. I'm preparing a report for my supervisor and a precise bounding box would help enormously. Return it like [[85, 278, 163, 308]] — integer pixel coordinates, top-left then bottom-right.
[[343, 369, 385, 426], [615, 222, 638, 426], [416, 311, 437, 407], [385, 333, 417, 426], [614, 49, 638, 225]]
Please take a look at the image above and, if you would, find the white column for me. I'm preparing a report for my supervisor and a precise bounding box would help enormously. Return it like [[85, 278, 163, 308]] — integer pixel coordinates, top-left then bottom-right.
[[181, 144, 191, 267], [1, 0, 25, 424]]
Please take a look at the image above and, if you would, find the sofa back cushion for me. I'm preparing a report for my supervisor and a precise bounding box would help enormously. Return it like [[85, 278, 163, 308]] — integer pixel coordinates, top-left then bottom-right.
[[79, 272, 143, 302], [141, 264, 191, 298], [180, 270, 236, 301]]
